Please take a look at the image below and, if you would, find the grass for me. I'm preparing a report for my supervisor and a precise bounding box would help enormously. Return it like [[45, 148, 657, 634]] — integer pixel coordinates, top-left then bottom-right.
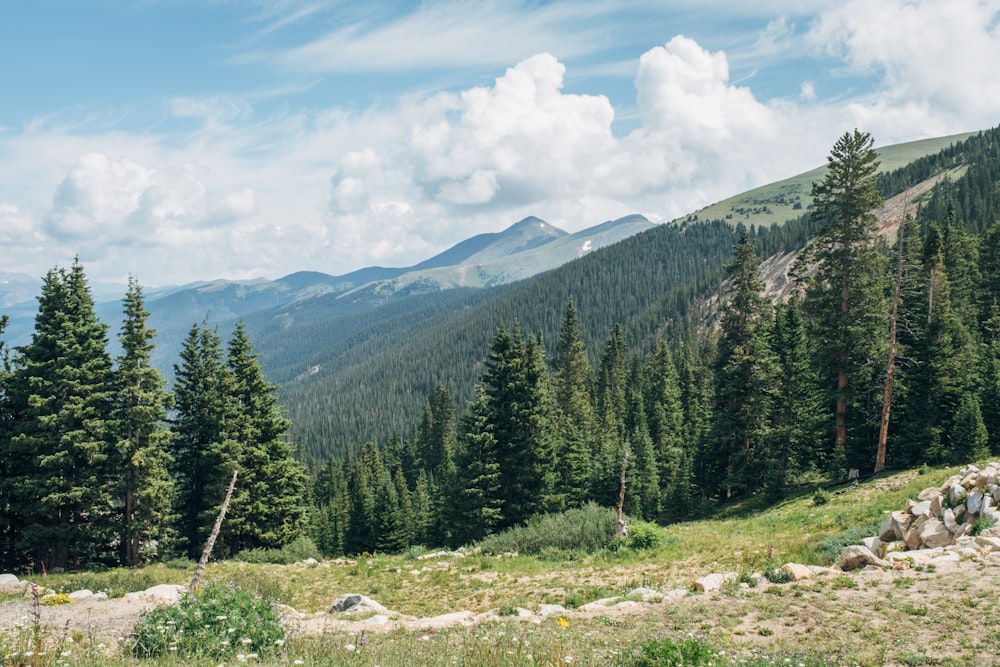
[[6, 463, 1000, 666]]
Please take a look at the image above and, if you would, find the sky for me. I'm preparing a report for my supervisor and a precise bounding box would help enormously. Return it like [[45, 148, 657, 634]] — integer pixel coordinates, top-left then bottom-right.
[[1, 0, 999, 288]]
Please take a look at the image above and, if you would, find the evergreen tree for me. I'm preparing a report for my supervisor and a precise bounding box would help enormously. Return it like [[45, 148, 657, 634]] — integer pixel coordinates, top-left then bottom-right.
[[480, 325, 552, 529], [452, 387, 502, 544], [593, 325, 628, 504], [624, 355, 659, 519], [224, 321, 308, 554], [170, 323, 238, 558], [0, 314, 18, 566], [113, 277, 175, 566], [710, 230, 777, 498], [801, 129, 888, 470], [948, 394, 989, 465], [550, 300, 596, 509], [4, 261, 116, 569], [770, 300, 824, 490]]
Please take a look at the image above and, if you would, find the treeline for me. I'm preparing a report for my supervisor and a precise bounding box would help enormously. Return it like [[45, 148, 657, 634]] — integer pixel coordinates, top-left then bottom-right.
[[0, 267, 307, 572], [307, 128, 1000, 556]]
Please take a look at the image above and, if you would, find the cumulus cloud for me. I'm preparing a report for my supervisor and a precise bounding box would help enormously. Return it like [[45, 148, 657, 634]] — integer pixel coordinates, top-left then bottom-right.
[[807, 0, 1000, 139]]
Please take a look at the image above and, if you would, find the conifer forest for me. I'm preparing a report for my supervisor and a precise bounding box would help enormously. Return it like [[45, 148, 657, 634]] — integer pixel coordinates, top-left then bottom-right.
[[3, 127, 1000, 569]]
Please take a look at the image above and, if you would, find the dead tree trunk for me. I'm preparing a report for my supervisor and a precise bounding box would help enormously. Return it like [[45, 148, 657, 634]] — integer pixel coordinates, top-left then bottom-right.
[[615, 452, 629, 538], [876, 215, 907, 474], [189, 469, 238, 591]]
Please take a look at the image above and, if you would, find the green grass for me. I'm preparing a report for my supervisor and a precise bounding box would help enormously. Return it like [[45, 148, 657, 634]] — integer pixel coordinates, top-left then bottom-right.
[[8, 463, 994, 667]]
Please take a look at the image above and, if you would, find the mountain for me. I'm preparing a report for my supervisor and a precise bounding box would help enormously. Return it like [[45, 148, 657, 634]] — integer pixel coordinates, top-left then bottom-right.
[[340, 214, 654, 302]]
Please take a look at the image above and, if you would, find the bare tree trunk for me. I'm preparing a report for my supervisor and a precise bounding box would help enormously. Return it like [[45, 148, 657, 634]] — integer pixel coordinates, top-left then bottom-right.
[[615, 452, 628, 538], [876, 221, 906, 474], [189, 469, 238, 591]]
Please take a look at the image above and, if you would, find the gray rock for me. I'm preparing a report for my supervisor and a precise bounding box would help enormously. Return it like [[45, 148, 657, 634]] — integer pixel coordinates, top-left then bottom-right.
[[861, 536, 882, 555], [838, 545, 889, 571], [943, 508, 960, 534], [967, 491, 984, 515], [328, 593, 390, 615], [911, 500, 932, 517], [950, 483, 966, 507], [0, 574, 18, 585], [919, 518, 952, 548], [694, 572, 736, 593], [141, 584, 184, 602], [917, 487, 940, 501], [68, 589, 94, 601]]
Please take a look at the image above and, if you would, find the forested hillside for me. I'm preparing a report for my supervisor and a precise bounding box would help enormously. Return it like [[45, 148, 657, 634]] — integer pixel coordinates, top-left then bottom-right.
[[305, 126, 1000, 556], [3, 127, 1000, 567]]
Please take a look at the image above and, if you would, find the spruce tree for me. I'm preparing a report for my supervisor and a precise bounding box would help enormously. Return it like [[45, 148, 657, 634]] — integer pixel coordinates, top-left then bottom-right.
[[711, 230, 777, 498], [550, 300, 596, 509], [114, 277, 176, 566], [453, 387, 502, 544], [4, 261, 115, 569], [801, 129, 888, 470], [0, 314, 17, 566], [224, 321, 308, 553], [170, 323, 238, 558]]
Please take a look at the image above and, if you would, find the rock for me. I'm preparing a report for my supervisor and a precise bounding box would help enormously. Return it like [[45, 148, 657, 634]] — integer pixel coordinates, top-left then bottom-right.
[[861, 536, 882, 555], [928, 553, 961, 565], [967, 491, 984, 515], [68, 589, 94, 601], [919, 518, 952, 548], [92, 591, 108, 600], [780, 563, 813, 582], [838, 545, 889, 571], [328, 594, 389, 615], [879, 511, 912, 541], [950, 484, 966, 507], [976, 536, 1000, 552], [141, 584, 184, 602], [300, 558, 318, 566], [930, 494, 943, 517], [903, 527, 922, 550], [0, 574, 18, 585], [665, 588, 688, 598], [943, 508, 960, 534], [910, 500, 932, 517], [694, 572, 736, 592], [412, 611, 474, 628], [626, 587, 662, 602], [917, 487, 940, 501], [536, 604, 567, 617]]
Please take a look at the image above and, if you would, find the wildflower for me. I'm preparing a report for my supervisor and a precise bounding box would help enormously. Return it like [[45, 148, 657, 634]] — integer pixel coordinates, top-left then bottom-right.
[[556, 617, 569, 629], [216, 615, 228, 621], [241, 638, 253, 644], [345, 643, 356, 651], [294, 661, 305, 665], [275, 639, 285, 646]]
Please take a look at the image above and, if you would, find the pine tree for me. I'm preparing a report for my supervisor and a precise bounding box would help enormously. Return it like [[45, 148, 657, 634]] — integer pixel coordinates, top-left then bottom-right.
[[711, 230, 777, 498], [550, 300, 596, 509], [452, 387, 502, 544], [114, 277, 176, 566], [223, 321, 308, 553], [170, 323, 239, 558], [480, 325, 553, 529], [801, 129, 888, 470], [4, 261, 116, 569], [948, 394, 989, 465], [0, 314, 18, 566]]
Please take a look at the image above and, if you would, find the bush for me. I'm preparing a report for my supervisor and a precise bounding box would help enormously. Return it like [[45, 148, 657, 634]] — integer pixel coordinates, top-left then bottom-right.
[[234, 535, 322, 565], [129, 582, 284, 659], [970, 516, 997, 536], [812, 488, 831, 506], [476, 503, 618, 555], [634, 636, 716, 666], [816, 520, 881, 565], [626, 521, 666, 550]]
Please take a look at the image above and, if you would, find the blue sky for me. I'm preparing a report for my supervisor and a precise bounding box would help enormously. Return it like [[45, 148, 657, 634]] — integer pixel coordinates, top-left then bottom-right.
[[1, 0, 998, 287]]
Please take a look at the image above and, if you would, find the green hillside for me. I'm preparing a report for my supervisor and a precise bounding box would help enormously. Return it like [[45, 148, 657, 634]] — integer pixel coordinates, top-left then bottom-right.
[[683, 132, 977, 229]]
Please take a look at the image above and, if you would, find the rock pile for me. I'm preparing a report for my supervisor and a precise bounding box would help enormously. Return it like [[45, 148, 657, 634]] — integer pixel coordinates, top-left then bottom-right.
[[839, 462, 1000, 570]]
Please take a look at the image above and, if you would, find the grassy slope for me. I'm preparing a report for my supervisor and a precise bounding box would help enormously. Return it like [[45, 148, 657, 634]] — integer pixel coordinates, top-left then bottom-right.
[[683, 132, 977, 229]]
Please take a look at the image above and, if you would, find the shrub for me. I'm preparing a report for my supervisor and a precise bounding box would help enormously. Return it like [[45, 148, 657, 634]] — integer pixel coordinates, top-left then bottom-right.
[[816, 520, 881, 565], [234, 535, 322, 565], [812, 487, 831, 506], [763, 566, 792, 585], [129, 581, 284, 659], [970, 516, 997, 536], [634, 636, 716, 666], [627, 521, 666, 550], [476, 503, 618, 555]]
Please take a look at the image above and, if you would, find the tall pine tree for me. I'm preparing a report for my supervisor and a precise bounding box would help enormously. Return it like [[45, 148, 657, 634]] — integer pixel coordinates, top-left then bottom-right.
[[113, 277, 176, 566]]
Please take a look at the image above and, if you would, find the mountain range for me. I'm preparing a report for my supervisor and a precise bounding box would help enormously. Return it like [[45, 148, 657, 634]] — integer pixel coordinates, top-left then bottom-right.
[[0, 129, 987, 460]]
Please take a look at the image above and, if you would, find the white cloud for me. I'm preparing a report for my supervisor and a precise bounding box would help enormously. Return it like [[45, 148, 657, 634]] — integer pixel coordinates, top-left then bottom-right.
[[807, 0, 1000, 140]]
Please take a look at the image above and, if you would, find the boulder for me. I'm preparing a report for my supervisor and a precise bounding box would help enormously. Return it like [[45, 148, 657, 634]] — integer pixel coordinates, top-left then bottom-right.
[[0, 574, 18, 586], [919, 518, 952, 548], [328, 593, 389, 615], [68, 589, 94, 601], [967, 491, 984, 515], [942, 508, 960, 534], [910, 500, 932, 517], [860, 536, 882, 555], [694, 572, 736, 593], [917, 487, 940, 501], [780, 563, 814, 582], [141, 584, 184, 602], [838, 545, 889, 571], [949, 483, 966, 507]]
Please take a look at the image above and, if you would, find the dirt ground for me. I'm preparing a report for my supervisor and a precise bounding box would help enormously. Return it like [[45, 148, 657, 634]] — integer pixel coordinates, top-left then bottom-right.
[[2, 554, 999, 664]]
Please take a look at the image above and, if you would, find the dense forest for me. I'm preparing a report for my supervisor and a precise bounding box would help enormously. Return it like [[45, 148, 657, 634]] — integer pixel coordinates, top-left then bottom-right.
[[2, 126, 1000, 567]]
